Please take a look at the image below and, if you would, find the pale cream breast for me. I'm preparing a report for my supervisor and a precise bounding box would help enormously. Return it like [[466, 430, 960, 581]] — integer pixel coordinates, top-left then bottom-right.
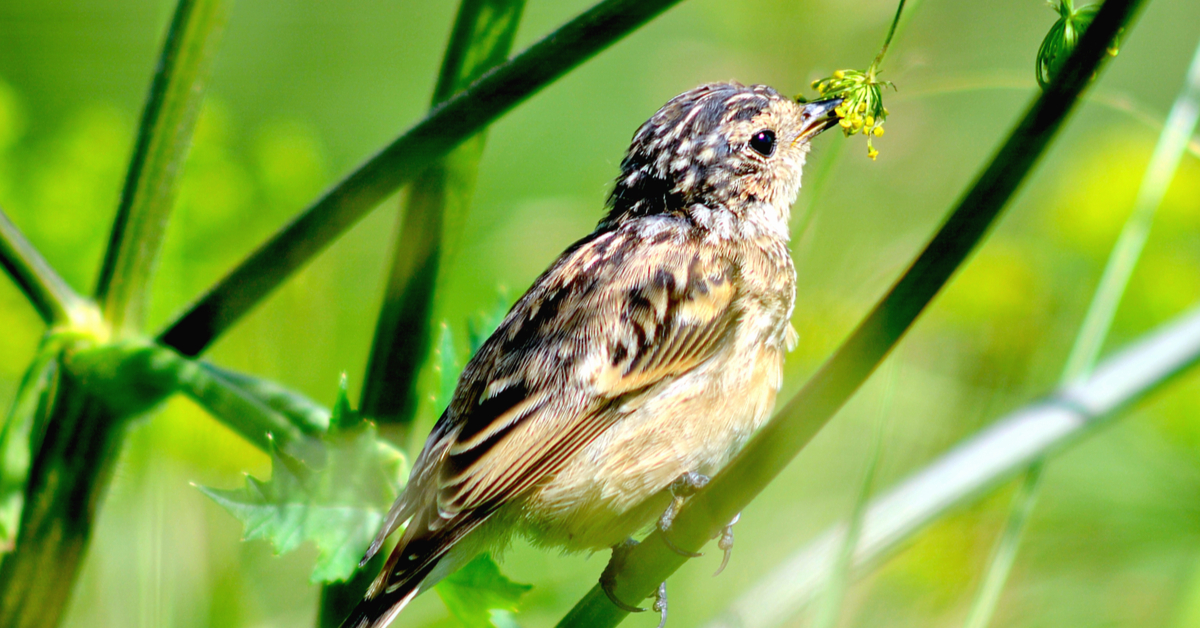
[[513, 250, 793, 553]]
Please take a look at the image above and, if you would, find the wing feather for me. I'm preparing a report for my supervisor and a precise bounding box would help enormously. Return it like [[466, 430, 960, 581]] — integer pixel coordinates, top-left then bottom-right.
[[365, 221, 741, 599]]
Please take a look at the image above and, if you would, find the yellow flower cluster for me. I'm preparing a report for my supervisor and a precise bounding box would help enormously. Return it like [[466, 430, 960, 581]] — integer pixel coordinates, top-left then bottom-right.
[[808, 68, 893, 160]]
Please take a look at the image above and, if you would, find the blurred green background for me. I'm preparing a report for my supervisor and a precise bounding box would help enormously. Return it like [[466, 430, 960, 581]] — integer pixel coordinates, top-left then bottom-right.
[[2, 0, 1200, 626]]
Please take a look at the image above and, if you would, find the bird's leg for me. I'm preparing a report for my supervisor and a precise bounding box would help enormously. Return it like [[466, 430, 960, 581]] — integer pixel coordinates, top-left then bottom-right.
[[713, 512, 741, 576], [652, 581, 668, 628], [601, 538, 647, 613], [659, 472, 709, 557]]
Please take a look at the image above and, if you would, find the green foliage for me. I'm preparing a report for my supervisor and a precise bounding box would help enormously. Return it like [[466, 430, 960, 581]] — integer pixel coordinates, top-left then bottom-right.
[[198, 379, 406, 583], [437, 553, 532, 628]]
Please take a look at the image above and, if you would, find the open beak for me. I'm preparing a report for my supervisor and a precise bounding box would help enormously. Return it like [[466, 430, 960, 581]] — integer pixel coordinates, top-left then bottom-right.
[[797, 98, 843, 141]]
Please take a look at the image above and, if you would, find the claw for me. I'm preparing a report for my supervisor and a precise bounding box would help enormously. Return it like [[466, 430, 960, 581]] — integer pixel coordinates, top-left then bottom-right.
[[713, 512, 740, 576], [652, 581, 668, 628], [601, 539, 647, 613], [659, 472, 711, 557]]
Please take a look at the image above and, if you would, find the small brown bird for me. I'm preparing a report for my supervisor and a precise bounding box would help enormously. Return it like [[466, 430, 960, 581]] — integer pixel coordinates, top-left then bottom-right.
[[341, 82, 840, 628]]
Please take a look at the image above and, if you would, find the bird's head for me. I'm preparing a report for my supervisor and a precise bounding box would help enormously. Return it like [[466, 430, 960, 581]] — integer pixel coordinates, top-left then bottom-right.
[[603, 82, 839, 237]]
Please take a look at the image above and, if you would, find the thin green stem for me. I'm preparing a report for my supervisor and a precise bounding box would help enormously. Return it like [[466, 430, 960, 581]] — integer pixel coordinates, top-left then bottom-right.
[[557, 0, 1142, 624], [960, 31, 1200, 628], [0, 207, 84, 326], [701, 304, 1200, 628], [157, 0, 687, 358], [869, 0, 909, 76], [94, 0, 230, 337], [961, 462, 1044, 628], [813, 362, 894, 628]]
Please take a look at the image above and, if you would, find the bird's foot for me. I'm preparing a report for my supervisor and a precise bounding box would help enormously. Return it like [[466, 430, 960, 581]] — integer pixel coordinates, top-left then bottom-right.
[[713, 512, 741, 576], [601, 538, 647, 613], [659, 472, 710, 558]]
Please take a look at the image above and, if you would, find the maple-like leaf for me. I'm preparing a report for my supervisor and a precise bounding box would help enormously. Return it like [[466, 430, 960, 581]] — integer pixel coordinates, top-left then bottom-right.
[[198, 377, 406, 583]]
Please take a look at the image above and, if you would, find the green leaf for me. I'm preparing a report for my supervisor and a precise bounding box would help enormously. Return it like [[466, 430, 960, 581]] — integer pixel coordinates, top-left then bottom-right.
[[436, 553, 532, 628], [198, 392, 407, 583]]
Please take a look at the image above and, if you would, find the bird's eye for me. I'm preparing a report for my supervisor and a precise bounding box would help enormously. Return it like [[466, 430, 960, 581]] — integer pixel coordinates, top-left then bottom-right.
[[749, 129, 775, 156]]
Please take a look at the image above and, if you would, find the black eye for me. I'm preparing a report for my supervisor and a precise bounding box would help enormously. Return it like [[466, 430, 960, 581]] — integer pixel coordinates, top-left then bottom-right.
[[749, 129, 775, 156]]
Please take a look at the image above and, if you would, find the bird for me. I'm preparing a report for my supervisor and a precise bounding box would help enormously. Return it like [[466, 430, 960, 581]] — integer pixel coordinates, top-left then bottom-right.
[[341, 81, 841, 628]]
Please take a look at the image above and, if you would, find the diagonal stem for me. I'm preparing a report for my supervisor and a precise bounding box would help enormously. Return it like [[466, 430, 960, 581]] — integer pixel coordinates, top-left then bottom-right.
[[962, 30, 1200, 628], [556, 0, 1143, 624], [156, 0, 687, 357], [0, 207, 85, 326], [702, 303, 1200, 628], [93, 0, 230, 338]]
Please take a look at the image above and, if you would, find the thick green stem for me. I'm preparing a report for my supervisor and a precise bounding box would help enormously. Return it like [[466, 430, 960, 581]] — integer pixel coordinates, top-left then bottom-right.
[[557, 0, 1143, 624], [0, 368, 128, 628]]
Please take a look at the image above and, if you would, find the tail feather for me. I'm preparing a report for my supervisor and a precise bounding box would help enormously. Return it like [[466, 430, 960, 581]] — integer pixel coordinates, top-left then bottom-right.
[[338, 557, 439, 628]]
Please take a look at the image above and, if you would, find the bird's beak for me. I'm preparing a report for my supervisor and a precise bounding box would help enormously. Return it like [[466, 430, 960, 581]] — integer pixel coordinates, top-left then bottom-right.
[[797, 98, 843, 142]]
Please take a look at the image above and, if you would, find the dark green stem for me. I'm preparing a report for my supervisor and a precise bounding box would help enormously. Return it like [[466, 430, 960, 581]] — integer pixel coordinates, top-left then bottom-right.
[[360, 0, 527, 436], [157, 0, 687, 358], [0, 208, 84, 326], [557, 0, 1144, 624], [0, 367, 127, 628]]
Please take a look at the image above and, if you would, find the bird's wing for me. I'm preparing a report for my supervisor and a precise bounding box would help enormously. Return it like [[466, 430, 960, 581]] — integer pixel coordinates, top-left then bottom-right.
[[363, 224, 739, 599], [433, 227, 738, 520]]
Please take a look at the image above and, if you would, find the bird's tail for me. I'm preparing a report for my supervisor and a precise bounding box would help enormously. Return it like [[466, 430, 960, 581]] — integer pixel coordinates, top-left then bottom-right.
[[337, 556, 441, 628]]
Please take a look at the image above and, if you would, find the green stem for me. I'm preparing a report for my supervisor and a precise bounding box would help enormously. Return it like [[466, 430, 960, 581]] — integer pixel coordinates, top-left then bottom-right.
[[557, 0, 1142, 624], [869, 0, 909, 76], [0, 367, 127, 628], [0, 207, 84, 326], [360, 0, 527, 437], [960, 30, 1200, 628], [701, 304, 1200, 627], [156, 0, 687, 358], [94, 0, 230, 338], [812, 363, 894, 628]]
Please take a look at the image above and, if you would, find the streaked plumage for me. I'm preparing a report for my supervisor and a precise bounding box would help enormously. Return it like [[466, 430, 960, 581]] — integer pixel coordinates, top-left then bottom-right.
[[341, 82, 840, 628]]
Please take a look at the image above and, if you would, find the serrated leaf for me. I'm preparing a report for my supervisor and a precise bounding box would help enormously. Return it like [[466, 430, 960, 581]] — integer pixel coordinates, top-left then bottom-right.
[[330, 372, 361, 432], [436, 553, 531, 628], [199, 393, 407, 583]]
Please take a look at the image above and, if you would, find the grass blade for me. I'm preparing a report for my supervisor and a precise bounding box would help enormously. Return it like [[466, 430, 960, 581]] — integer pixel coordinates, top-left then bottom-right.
[[961, 32, 1200, 628], [359, 0, 526, 434], [556, 1, 1142, 625], [0, 207, 85, 326], [701, 304, 1200, 628], [93, 0, 230, 337], [156, 0, 687, 357]]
